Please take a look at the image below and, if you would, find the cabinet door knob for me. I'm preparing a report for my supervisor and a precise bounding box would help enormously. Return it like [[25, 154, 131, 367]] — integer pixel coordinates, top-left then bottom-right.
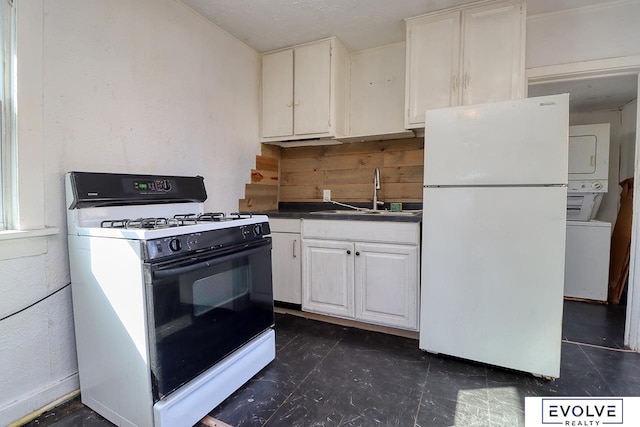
[[346, 250, 351, 255], [292, 239, 297, 258], [355, 251, 360, 256]]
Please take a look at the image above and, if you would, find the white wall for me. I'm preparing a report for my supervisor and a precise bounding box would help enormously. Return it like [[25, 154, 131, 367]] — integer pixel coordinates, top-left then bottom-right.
[[526, 0, 640, 68], [0, 0, 260, 424]]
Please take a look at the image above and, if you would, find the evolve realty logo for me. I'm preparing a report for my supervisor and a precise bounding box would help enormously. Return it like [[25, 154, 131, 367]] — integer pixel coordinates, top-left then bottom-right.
[[541, 398, 623, 426]]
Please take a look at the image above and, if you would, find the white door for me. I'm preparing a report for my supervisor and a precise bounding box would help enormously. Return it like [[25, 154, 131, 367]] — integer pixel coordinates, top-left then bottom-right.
[[461, 2, 524, 106], [262, 49, 293, 138], [420, 186, 566, 378], [568, 123, 610, 183], [354, 243, 419, 330], [406, 11, 461, 126], [302, 239, 354, 318], [294, 40, 331, 135], [271, 232, 302, 304], [424, 94, 569, 186], [568, 135, 598, 174]]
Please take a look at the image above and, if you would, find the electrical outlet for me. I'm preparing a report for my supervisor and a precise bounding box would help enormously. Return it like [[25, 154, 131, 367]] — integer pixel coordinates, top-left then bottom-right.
[[323, 189, 331, 202]]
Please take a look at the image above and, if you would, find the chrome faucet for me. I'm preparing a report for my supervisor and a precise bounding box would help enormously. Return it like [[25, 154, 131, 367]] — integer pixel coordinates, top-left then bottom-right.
[[373, 167, 384, 211]]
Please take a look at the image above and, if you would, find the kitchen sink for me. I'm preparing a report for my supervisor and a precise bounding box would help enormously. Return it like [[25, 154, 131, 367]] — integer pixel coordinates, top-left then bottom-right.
[[310, 209, 422, 216]]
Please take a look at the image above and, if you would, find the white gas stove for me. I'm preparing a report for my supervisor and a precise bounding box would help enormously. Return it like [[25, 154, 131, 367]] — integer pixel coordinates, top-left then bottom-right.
[[65, 171, 275, 427]]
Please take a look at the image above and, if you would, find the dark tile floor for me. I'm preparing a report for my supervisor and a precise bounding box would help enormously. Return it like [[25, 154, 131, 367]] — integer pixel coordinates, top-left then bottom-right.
[[562, 299, 627, 349], [24, 301, 640, 427]]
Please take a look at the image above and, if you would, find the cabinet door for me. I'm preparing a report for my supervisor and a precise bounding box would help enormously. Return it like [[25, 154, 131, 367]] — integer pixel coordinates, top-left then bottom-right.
[[406, 11, 461, 127], [349, 43, 406, 136], [354, 243, 419, 330], [461, 2, 524, 105], [302, 239, 354, 318], [294, 40, 332, 135], [262, 49, 294, 138], [271, 232, 302, 304]]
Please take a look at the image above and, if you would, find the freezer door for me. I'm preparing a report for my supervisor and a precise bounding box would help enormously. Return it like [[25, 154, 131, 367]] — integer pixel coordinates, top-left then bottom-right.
[[420, 186, 566, 378], [424, 94, 569, 186]]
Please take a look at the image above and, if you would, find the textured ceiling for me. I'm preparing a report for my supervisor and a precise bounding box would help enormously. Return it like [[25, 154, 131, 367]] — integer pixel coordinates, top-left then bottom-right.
[[179, 0, 618, 53], [529, 74, 639, 113]]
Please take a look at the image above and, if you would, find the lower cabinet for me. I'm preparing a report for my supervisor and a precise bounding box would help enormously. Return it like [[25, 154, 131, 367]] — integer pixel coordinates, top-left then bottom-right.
[[354, 242, 419, 329], [302, 220, 420, 331], [302, 239, 355, 318], [270, 218, 302, 305]]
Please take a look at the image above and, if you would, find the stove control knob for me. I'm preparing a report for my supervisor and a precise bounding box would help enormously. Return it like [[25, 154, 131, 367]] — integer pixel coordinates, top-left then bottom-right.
[[253, 224, 262, 236], [169, 238, 182, 252]]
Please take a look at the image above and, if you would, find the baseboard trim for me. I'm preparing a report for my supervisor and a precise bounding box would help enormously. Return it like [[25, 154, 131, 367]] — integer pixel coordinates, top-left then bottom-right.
[[1, 374, 79, 426], [274, 306, 419, 340]]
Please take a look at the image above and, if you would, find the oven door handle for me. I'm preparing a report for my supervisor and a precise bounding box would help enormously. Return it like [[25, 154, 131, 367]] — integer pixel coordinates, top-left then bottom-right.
[[152, 242, 270, 279]]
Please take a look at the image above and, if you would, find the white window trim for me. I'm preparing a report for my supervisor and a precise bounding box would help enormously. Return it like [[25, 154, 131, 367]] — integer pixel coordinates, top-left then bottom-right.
[[0, 228, 57, 260], [0, 228, 57, 240], [0, 0, 13, 231], [0, 0, 58, 260]]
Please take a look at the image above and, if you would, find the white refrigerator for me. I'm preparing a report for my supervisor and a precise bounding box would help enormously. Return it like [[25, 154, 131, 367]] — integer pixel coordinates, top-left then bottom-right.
[[420, 94, 569, 378]]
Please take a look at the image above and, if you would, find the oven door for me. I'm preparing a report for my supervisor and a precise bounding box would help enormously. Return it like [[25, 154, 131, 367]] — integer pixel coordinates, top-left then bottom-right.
[[144, 238, 273, 401]]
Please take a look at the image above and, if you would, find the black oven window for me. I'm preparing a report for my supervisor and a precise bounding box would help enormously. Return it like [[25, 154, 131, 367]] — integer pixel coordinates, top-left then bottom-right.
[[182, 261, 251, 317]]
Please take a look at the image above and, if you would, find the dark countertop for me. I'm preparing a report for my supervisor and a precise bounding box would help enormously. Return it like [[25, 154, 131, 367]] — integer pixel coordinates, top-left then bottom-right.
[[253, 202, 423, 223]]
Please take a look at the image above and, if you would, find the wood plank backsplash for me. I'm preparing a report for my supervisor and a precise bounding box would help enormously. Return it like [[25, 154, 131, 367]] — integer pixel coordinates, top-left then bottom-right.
[[239, 144, 280, 212], [279, 138, 424, 203]]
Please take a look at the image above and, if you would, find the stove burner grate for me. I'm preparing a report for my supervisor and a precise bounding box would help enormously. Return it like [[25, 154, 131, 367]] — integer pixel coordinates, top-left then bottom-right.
[[173, 212, 227, 225], [99, 212, 255, 229], [101, 217, 180, 229], [229, 212, 253, 219]]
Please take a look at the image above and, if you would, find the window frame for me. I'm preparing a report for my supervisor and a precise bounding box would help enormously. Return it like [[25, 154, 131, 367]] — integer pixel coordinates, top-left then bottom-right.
[[0, 0, 57, 258], [1, 0, 16, 231]]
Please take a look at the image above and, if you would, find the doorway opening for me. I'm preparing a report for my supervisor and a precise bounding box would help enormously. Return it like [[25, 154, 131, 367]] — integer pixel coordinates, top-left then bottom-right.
[[529, 70, 639, 350]]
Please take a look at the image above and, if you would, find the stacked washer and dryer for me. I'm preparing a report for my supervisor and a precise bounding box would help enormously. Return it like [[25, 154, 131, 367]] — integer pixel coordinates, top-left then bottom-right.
[[564, 124, 612, 302]]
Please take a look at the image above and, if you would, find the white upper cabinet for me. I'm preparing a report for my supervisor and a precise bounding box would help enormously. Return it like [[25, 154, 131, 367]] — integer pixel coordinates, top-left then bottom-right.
[[406, 11, 461, 127], [261, 38, 348, 142], [294, 41, 332, 135], [461, 2, 525, 105], [343, 43, 413, 141], [262, 50, 294, 138], [405, 0, 525, 128]]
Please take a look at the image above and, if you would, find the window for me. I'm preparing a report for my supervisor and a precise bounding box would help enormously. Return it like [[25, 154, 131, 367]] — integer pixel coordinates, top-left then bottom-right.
[[0, 0, 15, 231]]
